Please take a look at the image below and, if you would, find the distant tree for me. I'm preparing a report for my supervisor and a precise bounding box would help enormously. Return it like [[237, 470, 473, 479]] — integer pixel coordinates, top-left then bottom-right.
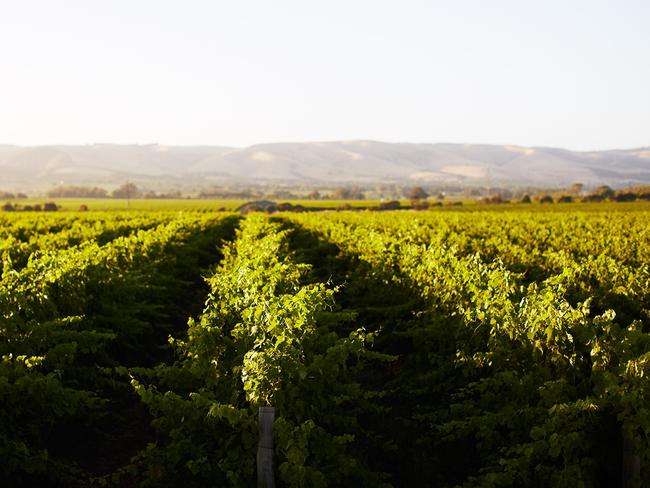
[[48, 186, 108, 198], [557, 195, 573, 203], [539, 195, 554, 204], [569, 183, 584, 195], [581, 194, 603, 202], [412, 200, 430, 210], [112, 183, 140, 199], [2, 202, 15, 212], [157, 190, 182, 199], [582, 185, 616, 202], [495, 188, 513, 199], [593, 185, 615, 200], [277, 203, 294, 211], [377, 200, 401, 211], [408, 186, 428, 201], [480, 195, 509, 204], [520, 194, 532, 203], [306, 190, 321, 200], [79, 204, 89, 211], [332, 187, 351, 200], [332, 187, 364, 200], [43, 202, 59, 211], [615, 192, 637, 202]]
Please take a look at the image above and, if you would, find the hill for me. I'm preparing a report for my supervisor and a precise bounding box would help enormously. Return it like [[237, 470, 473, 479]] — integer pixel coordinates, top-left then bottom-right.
[[1, 141, 649, 190]]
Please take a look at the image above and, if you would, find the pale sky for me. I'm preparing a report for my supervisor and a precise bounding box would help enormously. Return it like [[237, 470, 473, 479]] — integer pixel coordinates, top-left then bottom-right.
[[1, 0, 648, 150]]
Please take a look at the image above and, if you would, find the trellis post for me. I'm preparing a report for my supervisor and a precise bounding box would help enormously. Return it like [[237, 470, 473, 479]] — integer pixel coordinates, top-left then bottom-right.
[[257, 406, 275, 488]]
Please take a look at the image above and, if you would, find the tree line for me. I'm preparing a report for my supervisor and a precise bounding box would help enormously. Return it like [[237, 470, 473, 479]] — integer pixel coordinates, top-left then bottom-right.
[[46, 183, 182, 199]]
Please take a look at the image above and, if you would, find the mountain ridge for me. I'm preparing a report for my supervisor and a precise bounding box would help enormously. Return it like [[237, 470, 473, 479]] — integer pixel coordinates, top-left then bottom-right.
[[1, 141, 649, 190]]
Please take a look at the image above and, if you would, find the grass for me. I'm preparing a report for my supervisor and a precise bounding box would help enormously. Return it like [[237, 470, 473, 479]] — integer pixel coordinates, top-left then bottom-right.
[[6, 198, 407, 212], [4, 197, 650, 213]]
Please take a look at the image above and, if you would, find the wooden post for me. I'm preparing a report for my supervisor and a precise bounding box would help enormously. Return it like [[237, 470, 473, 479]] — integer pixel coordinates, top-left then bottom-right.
[[257, 406, 275, 488], [622, 431, 641, 488]]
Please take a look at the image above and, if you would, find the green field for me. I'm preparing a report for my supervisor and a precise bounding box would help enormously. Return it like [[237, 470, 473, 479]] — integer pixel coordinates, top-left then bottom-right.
[[1, 205, 649, 487], [6, 196, 650, 213], [6, 197, 399, 211]]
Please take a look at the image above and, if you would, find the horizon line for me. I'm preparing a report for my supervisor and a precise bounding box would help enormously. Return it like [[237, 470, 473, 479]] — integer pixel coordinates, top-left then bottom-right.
[[1, 139, 649, 153]]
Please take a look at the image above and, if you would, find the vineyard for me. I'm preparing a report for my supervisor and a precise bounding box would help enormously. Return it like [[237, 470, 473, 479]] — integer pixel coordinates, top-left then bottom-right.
[[1, 206, 649, 487]]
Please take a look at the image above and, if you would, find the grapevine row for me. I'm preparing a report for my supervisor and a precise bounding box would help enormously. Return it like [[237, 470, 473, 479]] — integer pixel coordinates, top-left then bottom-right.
[[0, 213, 238, 486], [130, 215, 391, 487], [287, 210, 650, 486]]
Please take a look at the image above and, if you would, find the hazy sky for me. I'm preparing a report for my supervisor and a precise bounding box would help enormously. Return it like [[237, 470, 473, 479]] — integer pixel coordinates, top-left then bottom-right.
[[1, 0, 648, 150]]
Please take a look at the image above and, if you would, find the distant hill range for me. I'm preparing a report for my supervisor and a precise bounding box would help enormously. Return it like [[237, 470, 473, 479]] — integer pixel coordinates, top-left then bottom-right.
[[1, 141, 649, 190]]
